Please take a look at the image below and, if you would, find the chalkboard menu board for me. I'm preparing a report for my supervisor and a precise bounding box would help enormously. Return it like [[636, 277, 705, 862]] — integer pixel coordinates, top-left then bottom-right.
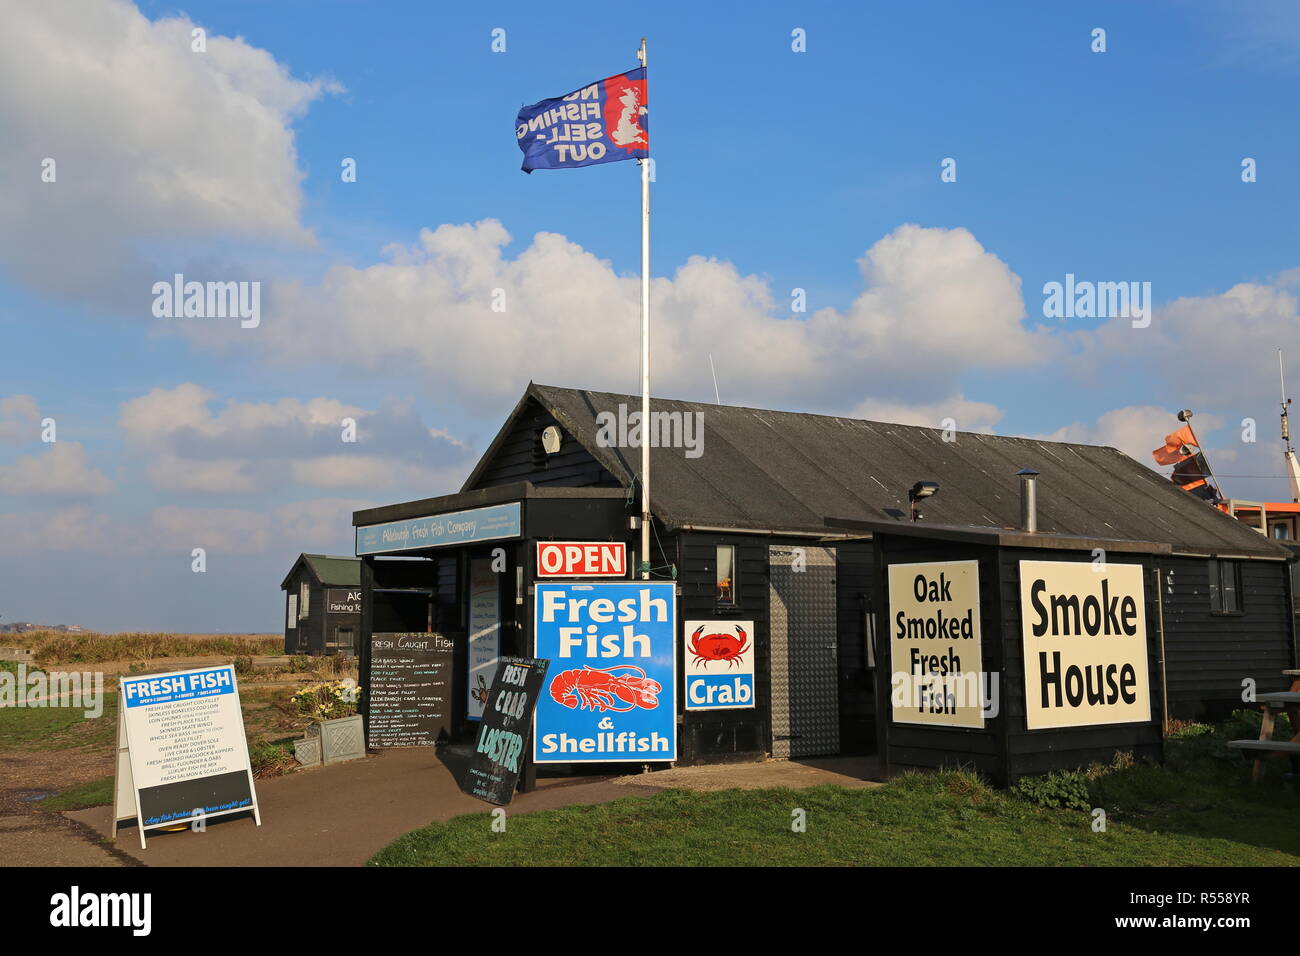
[[368, 632, 456, 747], [460, 656, 549, 805]]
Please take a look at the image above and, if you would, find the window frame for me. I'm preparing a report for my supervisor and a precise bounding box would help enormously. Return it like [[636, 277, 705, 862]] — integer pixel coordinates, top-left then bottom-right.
[[1208, 559, 1243, 614], [715, 544, 737, 606]]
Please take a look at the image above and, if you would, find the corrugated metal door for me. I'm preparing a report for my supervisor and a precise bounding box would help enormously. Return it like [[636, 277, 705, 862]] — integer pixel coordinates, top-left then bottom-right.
[[769, 545, 840, 757]]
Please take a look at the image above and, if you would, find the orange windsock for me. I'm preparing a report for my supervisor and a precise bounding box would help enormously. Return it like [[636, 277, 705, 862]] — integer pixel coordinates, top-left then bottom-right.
[[1152, 425, 1197, 466]]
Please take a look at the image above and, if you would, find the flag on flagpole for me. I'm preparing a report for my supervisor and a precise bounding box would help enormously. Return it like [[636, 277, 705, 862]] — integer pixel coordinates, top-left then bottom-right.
[[1151, 425, 1198, 466], [515, 67, 648, 172]]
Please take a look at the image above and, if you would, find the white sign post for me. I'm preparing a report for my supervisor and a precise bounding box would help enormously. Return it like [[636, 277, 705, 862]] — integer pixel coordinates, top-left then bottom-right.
[[114, 664, 260, 849]]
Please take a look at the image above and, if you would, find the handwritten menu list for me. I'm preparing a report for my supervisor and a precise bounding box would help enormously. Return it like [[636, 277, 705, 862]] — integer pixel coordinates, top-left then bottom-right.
[[368, 632, 455, 747]]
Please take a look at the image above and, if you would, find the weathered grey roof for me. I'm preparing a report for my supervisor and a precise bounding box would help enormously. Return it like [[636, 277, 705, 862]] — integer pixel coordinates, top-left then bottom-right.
[[280, 553, 361, 589], [519, 383, 1290, 560]]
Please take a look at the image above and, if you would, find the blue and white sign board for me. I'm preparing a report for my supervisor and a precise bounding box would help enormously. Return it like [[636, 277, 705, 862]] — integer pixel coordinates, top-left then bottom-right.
[[533, 582, 676, 763], [113, 665, 260, 849], [684, 619, 755, 710], [356, 501, 521, 555]]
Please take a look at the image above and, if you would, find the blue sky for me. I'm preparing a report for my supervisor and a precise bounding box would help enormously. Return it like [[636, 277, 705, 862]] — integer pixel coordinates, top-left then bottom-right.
[[1, 0, 1298, 631]]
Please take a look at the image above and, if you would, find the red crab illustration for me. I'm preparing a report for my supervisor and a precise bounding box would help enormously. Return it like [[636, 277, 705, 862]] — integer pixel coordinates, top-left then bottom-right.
[[688, 624, 749, 669], [549, 664, 661, 712]]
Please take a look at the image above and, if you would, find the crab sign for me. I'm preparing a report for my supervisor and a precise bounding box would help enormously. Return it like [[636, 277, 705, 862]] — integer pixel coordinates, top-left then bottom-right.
[[688, 624, 750, 669]]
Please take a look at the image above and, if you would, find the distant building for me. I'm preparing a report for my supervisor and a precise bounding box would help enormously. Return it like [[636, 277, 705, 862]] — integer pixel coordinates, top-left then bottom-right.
[[280, 553, 433, 655]]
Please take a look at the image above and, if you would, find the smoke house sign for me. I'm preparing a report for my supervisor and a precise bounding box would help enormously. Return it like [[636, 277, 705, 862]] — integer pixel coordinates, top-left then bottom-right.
[[887, 560, 985, 728], [1019, 561, 1151, 730], [368, 632, 456, 746]]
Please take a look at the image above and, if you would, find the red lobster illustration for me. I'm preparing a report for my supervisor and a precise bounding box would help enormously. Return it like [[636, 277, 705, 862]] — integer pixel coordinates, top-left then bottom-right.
[[688, 624, 749, 669], [549, 664, 661, 712]]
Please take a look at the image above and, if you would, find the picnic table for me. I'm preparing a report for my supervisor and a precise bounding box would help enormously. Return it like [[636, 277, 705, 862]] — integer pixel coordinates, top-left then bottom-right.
[[1227, 690, 1300, 781]]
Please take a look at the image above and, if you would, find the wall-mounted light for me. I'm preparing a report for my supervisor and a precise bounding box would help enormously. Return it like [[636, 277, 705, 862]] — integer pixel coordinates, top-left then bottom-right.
[[908, 481, 939, 522]]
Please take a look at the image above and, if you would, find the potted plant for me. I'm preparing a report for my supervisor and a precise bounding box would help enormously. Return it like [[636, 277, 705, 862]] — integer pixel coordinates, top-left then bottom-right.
[[291, 678, 364, 765]]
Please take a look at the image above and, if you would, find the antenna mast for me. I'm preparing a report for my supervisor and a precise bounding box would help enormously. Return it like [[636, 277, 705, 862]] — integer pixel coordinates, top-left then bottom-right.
[[1281, 349, 1299, 503]]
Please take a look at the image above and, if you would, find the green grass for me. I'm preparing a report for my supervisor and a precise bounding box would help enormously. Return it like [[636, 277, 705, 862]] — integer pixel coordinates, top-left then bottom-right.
[[0, 691, 118, 750], [371, 741, 1300, 867], [39, 775, 114, 811]]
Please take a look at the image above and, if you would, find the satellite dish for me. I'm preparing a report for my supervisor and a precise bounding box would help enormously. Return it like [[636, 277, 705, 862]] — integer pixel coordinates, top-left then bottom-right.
[[541, 425, 563, 454]]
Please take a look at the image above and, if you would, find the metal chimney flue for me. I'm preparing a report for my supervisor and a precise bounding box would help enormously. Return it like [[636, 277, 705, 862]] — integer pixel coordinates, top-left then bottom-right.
[[1017, 468, 1040, 533]]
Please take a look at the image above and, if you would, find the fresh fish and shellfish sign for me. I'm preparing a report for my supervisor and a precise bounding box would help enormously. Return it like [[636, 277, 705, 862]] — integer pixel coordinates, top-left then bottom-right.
[[533, 582, 676, 763]]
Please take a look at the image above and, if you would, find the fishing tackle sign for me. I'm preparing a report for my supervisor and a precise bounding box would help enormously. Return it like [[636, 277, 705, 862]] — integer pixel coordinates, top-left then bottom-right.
[[533, 582, 676, 762]]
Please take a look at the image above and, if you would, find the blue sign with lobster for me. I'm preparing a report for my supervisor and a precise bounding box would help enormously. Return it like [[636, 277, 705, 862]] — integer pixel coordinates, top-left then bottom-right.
[[533, 582, 676, 763]]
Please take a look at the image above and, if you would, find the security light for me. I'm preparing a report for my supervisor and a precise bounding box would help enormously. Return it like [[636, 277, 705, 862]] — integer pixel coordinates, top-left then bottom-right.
[[908, 481, 939, 521]]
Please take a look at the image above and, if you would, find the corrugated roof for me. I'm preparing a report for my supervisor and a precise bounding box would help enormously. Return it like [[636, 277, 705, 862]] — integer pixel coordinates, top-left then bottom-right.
[[525, 383, 1290, 560], [281, 553, 361, 588]]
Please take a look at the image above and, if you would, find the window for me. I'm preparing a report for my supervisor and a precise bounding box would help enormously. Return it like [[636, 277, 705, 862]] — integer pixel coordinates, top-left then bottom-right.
[[1208, 559, 1242, 613], [716, 545, 736, 605], [299, 580, 310, 620]]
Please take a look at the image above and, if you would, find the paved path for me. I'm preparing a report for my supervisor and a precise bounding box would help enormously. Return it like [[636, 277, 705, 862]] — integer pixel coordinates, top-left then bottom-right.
[[52, 751, 880, 867], [67, 748, 661, 867]]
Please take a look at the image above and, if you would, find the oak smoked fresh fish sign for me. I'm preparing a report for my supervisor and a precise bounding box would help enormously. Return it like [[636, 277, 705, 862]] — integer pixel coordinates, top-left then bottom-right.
[[533, 582, 676, 763], [887, 561, 985, 728], [1019, 561, 1151, 730]]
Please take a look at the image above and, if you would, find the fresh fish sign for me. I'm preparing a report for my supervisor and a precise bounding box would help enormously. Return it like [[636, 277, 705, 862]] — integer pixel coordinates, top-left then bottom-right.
[[684, 619, 755, 710], [533, 582, 676, 763]]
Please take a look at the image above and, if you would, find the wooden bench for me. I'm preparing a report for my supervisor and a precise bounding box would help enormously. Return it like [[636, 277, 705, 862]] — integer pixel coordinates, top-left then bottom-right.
[[1228, 691, 1300, 780]]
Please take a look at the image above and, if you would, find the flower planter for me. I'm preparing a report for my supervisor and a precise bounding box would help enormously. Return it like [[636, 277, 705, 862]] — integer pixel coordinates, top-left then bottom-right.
[[308, 713, 364, 765], [293, 735, 322, 767]]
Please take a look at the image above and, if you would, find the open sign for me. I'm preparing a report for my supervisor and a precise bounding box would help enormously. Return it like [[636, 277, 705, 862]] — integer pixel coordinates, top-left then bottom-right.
[[536, 541, 627, 578]]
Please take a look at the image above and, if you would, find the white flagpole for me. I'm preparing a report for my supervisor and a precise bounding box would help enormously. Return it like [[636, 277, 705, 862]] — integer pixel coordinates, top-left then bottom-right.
[[637, 37, 651, 580]]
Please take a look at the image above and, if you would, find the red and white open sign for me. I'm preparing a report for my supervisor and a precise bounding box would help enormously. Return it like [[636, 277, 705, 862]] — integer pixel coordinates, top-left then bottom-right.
[[536, 542, 627, 578]]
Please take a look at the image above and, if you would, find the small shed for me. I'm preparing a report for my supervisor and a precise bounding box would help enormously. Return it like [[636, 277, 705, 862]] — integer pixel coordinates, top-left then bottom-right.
[[281, 554, 363, 656]]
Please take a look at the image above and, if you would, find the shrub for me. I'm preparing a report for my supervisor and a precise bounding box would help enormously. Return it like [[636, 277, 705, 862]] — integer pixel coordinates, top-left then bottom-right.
[[249, 740, 297, 778], [291, 679, 361, 721], [1013, 769, 1092, 811], [232, 656, 254, 677]]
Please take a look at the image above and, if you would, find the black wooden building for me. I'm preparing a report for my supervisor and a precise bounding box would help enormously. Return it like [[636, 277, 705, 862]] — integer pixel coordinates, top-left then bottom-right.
[[352, 383, 1298, 782], [281, 553, 436, 655]]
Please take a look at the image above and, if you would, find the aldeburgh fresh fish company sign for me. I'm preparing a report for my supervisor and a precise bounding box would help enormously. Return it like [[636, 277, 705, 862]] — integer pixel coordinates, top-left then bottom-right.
[[356, 502, 521, 555]]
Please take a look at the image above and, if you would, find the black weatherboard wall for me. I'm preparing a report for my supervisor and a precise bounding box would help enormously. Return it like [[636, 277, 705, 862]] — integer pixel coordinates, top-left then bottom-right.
[[281, 553, 362, 656], [351, 382, 1296, 779], [874, 532, 1165, 787]]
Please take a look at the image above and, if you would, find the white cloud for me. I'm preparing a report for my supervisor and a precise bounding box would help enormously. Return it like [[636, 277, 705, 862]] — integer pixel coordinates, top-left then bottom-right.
[[290, 455, 460, 491], [0, 395, 40, 444], [146, 455, 257, 494], [1032, 406, 1190, 466], [241, 221, 1047, 415], [0, 506, 124, 553], [119, 384, 473, 495], [1070, 281, 1300, 408], [120, 384, 364, 452], [0, 0, 336, 306], [0, 443, 112, 495], [850, 395, 1005, 432]]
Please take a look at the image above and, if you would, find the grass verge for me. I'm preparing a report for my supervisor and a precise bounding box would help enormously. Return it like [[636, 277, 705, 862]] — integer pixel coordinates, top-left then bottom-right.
[[370, 733, 1299, 867]]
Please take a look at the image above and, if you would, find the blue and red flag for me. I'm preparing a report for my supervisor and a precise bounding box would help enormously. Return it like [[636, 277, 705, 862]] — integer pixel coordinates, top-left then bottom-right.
[[515, 67, 648, 173]]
